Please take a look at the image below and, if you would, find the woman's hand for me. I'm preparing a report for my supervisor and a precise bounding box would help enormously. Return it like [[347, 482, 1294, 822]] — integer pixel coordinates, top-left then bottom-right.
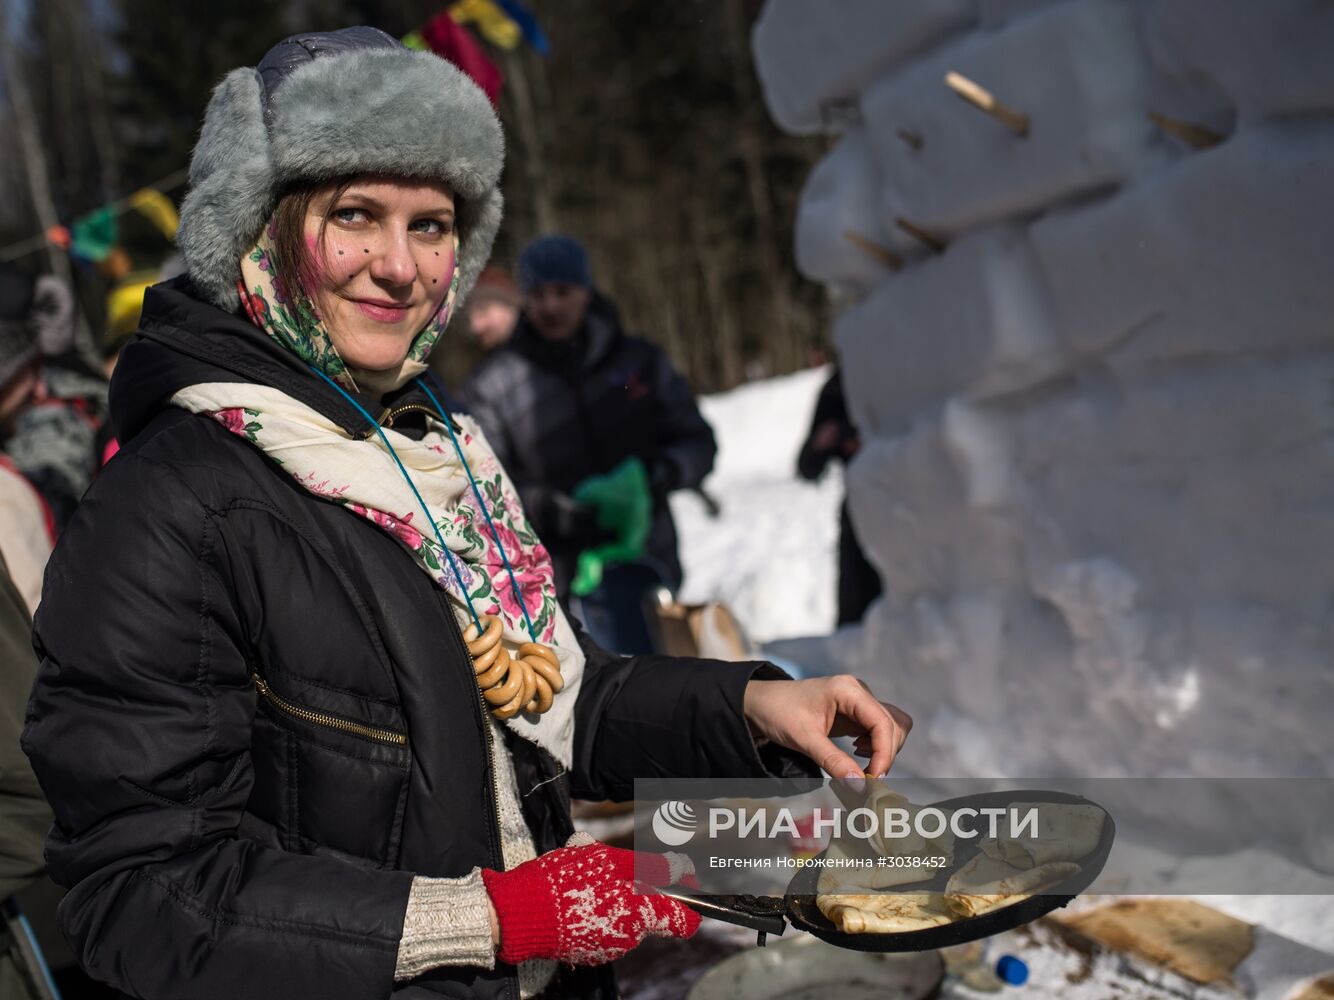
[[743, 675, 912, 780], [480, 833, 699, 966]]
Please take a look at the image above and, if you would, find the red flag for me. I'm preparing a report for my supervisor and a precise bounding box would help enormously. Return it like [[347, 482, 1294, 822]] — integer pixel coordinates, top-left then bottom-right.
[[420, 11, 503, 106]]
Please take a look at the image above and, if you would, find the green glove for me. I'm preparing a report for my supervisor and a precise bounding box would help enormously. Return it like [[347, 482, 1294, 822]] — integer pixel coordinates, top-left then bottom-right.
[[569, 457, 652, 596]]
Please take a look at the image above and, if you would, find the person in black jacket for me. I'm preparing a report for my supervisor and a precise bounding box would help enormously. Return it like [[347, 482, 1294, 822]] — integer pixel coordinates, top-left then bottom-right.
[[20, 29, 911, 1000], [797, 366, 883, 625], [0, 551, 49, 915], [461, 235, 716, 598]]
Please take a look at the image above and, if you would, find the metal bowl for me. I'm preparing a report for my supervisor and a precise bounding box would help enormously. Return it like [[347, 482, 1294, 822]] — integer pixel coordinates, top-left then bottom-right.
[[687, 932, 944, 1000]]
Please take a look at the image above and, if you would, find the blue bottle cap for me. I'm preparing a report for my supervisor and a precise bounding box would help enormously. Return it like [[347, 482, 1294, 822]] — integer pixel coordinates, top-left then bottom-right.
[[995, 955, 1028, 985]]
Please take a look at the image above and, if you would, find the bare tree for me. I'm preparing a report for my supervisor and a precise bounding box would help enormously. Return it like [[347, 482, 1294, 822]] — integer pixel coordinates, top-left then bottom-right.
[[1, 12, 72, 286]]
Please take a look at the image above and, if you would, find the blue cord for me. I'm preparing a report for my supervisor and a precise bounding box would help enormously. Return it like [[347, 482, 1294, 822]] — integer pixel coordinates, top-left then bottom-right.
[[15, 908, 63, 999], [308, 367, 483, 634], [417, 375, 538, 641]]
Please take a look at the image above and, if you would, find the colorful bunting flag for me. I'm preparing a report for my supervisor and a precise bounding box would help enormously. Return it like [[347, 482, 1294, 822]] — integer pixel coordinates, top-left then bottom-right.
[[107, 274, 157, 338], [128, 188, 180, 240], [96, 246, 132, 280], [0, 169, 186, 265], [71, 207, 118, 262], [421, 10, 504, 106], [448, 0, 521, 50], [496, 0, 550, 56]]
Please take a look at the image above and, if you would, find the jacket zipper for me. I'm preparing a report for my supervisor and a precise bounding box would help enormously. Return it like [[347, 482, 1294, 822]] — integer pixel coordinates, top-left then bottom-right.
[[371, 402, 464, 435], [442, 615, 504, 865], [442, 616, 514, 997], [440, 605, 511, 995], [253, 674, 406, 746]]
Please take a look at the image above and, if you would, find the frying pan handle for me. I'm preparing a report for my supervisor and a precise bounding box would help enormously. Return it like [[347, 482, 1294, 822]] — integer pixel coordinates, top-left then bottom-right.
[[654, 887, 788, 945]]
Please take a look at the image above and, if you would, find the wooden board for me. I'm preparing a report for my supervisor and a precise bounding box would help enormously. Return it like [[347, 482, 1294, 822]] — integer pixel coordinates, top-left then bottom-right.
[[1288, 972, 1334, 1000], [1057, 899, 1254, 985]]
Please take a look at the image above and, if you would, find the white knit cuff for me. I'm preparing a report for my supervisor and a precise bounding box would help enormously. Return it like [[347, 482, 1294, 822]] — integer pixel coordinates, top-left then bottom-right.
[[394, 869, 496, 981], [662, 850, 696, 885]]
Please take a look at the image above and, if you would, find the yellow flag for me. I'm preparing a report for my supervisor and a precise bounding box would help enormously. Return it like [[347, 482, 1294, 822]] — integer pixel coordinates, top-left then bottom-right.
[[107, 276, 156, 338], [449, 0, 521, 49], [129, 189, 180, 240]]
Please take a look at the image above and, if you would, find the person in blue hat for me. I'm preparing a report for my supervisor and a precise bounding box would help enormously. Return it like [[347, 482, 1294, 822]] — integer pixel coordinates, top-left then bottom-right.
[[462, 234, 717, 602]]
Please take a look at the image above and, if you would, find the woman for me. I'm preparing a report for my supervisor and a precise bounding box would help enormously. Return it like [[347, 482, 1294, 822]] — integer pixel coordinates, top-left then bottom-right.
[[22, 28, 910, 1000]]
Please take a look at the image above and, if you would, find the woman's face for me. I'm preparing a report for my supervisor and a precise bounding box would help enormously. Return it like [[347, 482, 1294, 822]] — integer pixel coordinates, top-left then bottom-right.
[[304, 178, 457, 372]]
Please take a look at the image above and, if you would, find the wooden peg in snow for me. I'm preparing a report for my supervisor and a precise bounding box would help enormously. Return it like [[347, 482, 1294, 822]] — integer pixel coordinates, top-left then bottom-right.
[[843, 230, 904, 271], [1148, 112, 1226, 150], [945, 71, 1029, 137], [894, 218, 946, 254]]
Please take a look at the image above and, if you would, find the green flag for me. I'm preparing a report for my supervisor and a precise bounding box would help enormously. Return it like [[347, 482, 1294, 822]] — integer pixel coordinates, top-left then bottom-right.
[[71, 207, 118, 262]]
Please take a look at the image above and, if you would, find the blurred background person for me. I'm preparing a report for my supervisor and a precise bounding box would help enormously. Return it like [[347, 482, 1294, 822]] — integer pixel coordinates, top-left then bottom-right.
[[463, 266, 520, 354], [0, 548, 59, 1000], [431, 268, 518, 389], [797, 364, 880, 626], [0, 267, 105, 536], [0, 269, 68, 613], [462, 235, 716, 649], [0, 273, 106, 997]]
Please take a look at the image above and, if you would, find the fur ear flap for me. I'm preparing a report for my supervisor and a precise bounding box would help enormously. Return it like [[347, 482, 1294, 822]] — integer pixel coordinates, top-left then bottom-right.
[[455, 187, 504, 309], [178, 68, 274, 311]]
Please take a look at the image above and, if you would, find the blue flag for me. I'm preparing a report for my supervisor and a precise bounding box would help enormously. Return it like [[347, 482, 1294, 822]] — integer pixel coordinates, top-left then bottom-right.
[[496, 0, 550, 56]]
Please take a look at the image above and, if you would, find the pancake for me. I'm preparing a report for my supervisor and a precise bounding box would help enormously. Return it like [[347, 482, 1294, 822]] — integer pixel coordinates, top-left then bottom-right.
[[816, 837, 935, 893], [944, 851, 1080, 918], [978, 801, 1104, 869], [816, 891, 955, 934]]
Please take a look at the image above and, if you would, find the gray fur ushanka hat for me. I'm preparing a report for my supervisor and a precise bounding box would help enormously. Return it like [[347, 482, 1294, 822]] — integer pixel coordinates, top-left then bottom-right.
[[179, 26, 504, 312]]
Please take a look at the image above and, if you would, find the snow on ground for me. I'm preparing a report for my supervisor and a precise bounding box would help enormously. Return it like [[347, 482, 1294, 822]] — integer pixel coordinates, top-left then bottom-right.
[[671, 365, 842, 644]]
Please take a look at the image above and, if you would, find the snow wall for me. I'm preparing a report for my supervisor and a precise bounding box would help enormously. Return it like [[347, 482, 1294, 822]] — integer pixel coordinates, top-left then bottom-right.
[[753, 0, 1334, 781]]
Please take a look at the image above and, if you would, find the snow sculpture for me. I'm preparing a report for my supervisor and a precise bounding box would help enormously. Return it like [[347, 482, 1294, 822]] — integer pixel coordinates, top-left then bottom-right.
[[755, 0, 1334, 782], [752, 0, 973, 135], [864, 0, 1171, 238]]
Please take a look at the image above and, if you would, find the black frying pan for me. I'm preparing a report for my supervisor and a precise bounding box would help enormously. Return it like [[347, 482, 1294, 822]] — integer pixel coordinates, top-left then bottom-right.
[[658, 789, 1115, 952]]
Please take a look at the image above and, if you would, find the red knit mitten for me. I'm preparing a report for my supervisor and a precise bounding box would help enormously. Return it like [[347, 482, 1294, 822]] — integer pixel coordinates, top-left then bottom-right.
[[480, 832, 700, 966]]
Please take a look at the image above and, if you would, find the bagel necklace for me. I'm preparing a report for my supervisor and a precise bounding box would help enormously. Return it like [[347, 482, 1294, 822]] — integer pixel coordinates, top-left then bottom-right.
[[310, 368, 564, 720]]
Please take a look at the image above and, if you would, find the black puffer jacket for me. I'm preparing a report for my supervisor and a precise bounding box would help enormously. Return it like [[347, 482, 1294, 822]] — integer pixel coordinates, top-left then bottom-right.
[[21, 277, 815, 1000], [460, 295, 715, 594]]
